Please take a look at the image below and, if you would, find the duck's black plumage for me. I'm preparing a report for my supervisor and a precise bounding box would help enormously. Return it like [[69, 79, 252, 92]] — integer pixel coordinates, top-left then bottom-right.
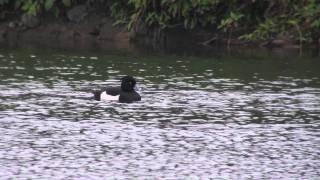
[[93, 76, 141, 103]]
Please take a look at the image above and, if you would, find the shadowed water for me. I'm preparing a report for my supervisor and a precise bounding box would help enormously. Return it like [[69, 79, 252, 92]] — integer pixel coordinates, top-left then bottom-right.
[[0, 47, 319, 179]]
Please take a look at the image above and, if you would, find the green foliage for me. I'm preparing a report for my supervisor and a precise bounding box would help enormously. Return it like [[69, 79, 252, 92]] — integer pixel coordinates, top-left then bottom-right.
[[0, 0, 73, 16], [0, 0, 10, 5], [218, 12, 244, 32], [1, 0, 320, 44], [110, 0, 219, 30], [240, 0, 320, 43], [62, 0, 72, 7], [239, 19, 277, 41]]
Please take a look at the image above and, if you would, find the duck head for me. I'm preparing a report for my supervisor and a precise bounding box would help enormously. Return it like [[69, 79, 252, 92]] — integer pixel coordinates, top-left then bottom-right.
[[121, 75, 136, 92]]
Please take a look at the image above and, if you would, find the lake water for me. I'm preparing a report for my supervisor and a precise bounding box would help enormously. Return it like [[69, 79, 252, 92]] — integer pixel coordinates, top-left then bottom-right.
[[0, 47, 319, 179]]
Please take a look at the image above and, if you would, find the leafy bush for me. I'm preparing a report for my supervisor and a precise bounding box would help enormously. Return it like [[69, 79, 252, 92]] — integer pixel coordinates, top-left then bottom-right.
[[110, 0, 221, 30], [1, 0, 319, 44], [0, 0, 72, 16], [109, 0, 320, 43]]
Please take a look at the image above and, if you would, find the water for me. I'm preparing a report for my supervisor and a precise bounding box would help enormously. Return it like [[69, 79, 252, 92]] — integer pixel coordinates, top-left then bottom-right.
[[0, 47, 319, 179]]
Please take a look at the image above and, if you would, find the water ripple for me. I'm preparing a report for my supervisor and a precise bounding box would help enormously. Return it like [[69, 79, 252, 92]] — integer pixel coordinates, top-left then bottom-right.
[[0, 50, 319, 179]]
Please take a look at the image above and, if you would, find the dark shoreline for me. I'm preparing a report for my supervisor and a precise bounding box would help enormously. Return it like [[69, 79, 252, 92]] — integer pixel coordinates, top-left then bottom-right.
[[0, 13, 319, 57], [0, 12, 131, 50]]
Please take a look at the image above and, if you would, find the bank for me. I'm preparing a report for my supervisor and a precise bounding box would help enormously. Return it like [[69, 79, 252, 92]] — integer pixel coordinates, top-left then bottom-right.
[[0, 1, 319, 51]]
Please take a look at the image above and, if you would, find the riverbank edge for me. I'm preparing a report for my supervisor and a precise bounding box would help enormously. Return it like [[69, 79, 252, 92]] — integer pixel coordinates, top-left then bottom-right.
[[0, 12, 319, 51]]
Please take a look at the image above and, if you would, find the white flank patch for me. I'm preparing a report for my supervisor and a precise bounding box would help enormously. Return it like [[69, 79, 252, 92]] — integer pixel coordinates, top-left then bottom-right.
[[100, 91, 119, 101]]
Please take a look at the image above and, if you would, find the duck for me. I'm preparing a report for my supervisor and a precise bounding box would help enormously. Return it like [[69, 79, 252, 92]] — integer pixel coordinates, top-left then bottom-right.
[[93, 75, 141, 103]]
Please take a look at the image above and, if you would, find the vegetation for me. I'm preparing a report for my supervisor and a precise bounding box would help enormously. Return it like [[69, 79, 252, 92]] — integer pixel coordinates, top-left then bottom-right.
[[0, 0, 72, 16], [1, 0, 320, 45]]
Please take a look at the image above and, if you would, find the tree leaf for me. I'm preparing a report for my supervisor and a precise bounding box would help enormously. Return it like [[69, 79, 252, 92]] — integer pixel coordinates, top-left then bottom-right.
[[45, 0, 55, 11], [62, 0, 71, 7]]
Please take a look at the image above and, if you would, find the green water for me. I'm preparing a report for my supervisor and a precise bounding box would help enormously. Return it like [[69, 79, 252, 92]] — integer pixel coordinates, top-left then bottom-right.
[[0, 46, 319, 179]]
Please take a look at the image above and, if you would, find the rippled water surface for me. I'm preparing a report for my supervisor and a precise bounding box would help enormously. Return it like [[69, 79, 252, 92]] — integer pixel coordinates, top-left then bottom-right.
[[0, 47, 319, 179]]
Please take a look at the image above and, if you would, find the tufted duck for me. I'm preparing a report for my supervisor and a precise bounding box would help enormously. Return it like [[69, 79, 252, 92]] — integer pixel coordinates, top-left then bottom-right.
[[93, 76, 141, 103]]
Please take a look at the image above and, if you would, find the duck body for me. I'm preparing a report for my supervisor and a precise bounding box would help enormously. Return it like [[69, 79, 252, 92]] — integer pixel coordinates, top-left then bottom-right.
[[100, 90, 120, 101], [93, 76, 141, 103], [94, 86, 141, 103]]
